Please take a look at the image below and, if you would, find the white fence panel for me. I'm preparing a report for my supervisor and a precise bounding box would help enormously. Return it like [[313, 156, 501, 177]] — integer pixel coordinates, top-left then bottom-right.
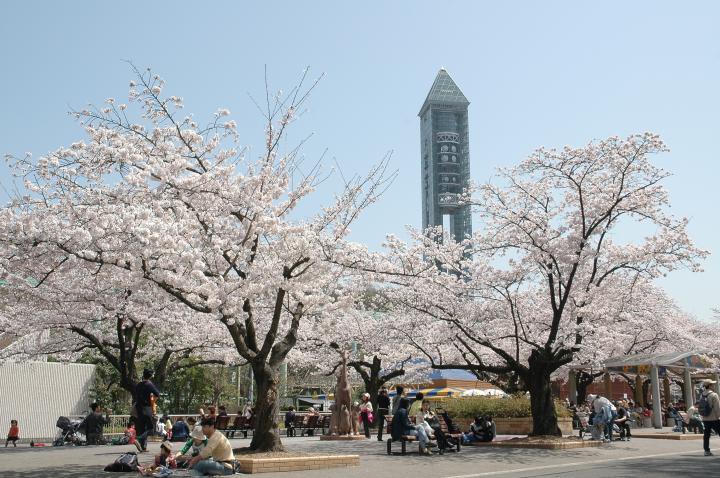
[[0, 361, 95, 441]]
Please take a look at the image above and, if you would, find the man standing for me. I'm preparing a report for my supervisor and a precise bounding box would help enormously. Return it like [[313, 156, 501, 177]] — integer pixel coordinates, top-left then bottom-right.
[[82, 403, 110, 445], [390, 386, 405, 415], [699, 379, 720, 456], [376, 388, 391, 441], [134, 368, 161, 452], [188, 417, 235, 476]]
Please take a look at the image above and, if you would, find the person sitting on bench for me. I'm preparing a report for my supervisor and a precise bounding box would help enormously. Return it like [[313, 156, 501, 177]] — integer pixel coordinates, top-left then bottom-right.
[[391, 397, 433, 454]]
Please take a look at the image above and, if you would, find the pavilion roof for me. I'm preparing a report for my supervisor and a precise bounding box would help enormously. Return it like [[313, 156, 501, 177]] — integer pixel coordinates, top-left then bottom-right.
[[604, 350, 717, 372]]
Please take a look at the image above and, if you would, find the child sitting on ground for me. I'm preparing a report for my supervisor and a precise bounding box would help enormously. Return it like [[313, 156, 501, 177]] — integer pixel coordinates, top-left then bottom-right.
[[174, 427, 208, 468], [5, 420, 19, 447], [110, 423, 137, 446], [154, 441, 176, 468]]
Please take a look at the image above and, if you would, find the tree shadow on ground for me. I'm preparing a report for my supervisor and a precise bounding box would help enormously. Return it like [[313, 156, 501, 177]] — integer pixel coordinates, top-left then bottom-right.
[[2, 466, 136, 478]]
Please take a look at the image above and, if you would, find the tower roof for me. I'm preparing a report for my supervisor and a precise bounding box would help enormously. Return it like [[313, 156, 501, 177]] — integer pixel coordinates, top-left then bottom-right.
[[419, 68, 469, 116]]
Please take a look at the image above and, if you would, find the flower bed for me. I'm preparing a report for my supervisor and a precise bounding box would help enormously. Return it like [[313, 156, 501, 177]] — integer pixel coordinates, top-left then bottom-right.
[[441, 396, 573, 435]]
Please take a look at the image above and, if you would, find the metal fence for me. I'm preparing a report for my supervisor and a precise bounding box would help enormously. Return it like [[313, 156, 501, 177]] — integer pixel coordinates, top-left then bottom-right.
[[0, 362, 95, 443]]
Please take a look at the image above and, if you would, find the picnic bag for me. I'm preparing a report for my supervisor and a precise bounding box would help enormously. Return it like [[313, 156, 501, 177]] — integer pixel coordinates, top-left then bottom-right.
[[104, 452, 139, 472]]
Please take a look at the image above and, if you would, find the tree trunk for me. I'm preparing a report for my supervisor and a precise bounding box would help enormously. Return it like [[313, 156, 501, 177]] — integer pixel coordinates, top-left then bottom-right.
[[527, 354, 560, 436], [365, 377, 381, 425], [249, 364, 284, 452], [575, 371, 596, 404]]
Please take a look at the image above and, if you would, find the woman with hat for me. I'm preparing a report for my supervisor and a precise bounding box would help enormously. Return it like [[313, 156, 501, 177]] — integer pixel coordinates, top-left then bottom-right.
[[359, 392, 374, 438]]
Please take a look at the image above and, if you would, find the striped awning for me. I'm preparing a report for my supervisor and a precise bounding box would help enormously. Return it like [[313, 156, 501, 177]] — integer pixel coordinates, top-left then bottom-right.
[[389, 387, 462, 398]]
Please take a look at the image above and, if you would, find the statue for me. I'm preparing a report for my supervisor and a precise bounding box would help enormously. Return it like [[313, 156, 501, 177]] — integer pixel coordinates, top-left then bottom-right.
[[329, 345, 354, 435]]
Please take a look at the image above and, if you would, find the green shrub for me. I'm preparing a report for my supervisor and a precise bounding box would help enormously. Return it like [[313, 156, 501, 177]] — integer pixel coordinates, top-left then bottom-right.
[[438, 396, 571, 419]]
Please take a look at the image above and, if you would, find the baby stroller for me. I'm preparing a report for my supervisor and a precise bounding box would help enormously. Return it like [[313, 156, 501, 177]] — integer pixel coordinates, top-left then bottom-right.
[[53, 416, 86, 446], [576, 411, 590, 439], [433, 408, 463, 454]]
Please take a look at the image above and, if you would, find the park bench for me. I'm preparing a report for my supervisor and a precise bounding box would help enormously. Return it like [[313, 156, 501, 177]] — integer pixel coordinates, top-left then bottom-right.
[[215, 415, 232, 436], [287, 414, 305, 437], [301, 415, 321, 436], [225, 415, 243, 438], [320, 414, 332, 434], [435, 411, 462, 453], [228, 416, 253, 438], [385, 415, 427, 455]]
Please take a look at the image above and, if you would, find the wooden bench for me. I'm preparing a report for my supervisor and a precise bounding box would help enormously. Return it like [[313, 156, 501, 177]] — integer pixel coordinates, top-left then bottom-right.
[[301, 415, 321, 436], [287, 414, 305, 437], [435, 411, 462, 453], [215, 415, 232, 436], [320, 414, 332, 435], [225, 415, 244, 438], [385, 415, 428, 455]]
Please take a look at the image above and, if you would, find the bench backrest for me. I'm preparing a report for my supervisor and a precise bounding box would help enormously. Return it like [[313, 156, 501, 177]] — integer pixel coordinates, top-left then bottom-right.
[[306, 415, 319, 427], [231, 415, 243, 428], [292, 415, 305, 427], [215, 415, 230, 430]]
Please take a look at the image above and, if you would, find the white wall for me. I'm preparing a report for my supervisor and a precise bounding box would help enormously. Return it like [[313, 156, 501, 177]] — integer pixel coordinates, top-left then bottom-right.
[[0, 361, 95, 441]]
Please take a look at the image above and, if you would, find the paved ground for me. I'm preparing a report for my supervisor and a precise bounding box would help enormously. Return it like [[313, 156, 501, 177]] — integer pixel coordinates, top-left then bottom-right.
[[0, 433, 718, 477]]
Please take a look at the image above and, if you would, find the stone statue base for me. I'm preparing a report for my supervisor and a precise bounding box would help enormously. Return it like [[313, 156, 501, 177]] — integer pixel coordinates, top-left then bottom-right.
[[319, 435, 368, 441]]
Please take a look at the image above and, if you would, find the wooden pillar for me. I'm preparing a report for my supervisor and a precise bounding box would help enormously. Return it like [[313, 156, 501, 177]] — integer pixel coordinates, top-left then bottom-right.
[[651, 366, 662, 429], [684, 368, 694, 407], [635, 374, 644, 407], [603, 371, 612, 398], [663, 375, 672, 405], [568, 370, 577, 404]]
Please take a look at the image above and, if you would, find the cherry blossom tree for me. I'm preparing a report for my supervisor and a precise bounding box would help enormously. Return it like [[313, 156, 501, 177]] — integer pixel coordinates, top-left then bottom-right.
[[563, 277, 705, 402], [0, 66, 392, 451], [0, 264, 232, 395], [373, 134, 706, 435], [293, 302, 422, 411]]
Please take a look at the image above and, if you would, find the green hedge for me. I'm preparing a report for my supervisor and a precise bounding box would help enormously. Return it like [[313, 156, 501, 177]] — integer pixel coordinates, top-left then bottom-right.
[[439, 396, 571, 419]]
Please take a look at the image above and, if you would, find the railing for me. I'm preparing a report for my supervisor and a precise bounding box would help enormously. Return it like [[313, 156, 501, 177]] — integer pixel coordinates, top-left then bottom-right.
[[28, 412, 335, 443]]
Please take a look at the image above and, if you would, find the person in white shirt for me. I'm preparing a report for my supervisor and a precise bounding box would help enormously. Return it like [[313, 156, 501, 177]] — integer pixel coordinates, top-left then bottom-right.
[[359, 393, 374, 438], [188, 418, 235, 476]]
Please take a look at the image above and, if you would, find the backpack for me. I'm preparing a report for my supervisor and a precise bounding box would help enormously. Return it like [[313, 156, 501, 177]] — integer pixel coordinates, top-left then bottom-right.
[[699, 393, 713, 417], [104, 452, 139, 472]]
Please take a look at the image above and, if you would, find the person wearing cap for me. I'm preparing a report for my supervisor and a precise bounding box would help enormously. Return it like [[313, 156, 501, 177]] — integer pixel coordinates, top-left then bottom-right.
[[359, 392, 374, 438], [176, 427, 208, 468], [700, 379, 720, 456], [188, 418, 235, 476]]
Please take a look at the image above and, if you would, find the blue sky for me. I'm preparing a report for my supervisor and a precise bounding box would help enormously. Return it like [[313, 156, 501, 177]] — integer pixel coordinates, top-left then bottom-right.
[[1, 1, 718, 320]]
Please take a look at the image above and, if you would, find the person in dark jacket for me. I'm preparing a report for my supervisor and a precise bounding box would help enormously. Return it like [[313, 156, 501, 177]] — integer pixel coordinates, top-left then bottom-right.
[[376, 388, 391, 441], [82, 403, 110, 445], [391, 398, 431, 453], [284, 406, 297, 437], [171, 417, 191, 442], [134, 368, 161, 452]]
